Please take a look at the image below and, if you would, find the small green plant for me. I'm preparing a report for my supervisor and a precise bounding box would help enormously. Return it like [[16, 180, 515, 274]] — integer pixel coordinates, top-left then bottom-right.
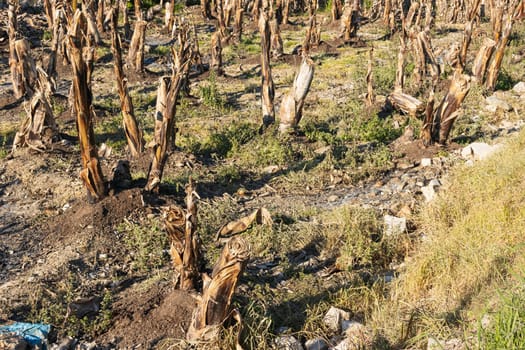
[[151, 45, 171, 56], [477, 288, 525, 349], [121, 218, 169, 273], [42, 30, 52, 41], [200, 71, 224, 109]]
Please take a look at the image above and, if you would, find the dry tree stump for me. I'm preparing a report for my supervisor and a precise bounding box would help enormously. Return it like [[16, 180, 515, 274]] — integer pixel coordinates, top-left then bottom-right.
[[422, 71, 471, 145], [472, 37, 496, 82], [187, 236, 250, 343], [165, 181, 201, 290], [210, 31, 223, 75], [146, 23, 194, 191], [259, 7, 275, 130], [128, 19, 148, 72], [110, 7, 144, 157], [12, 92, 58, 152], [69, 10, 107, 201], [279, 57, 315, 133]]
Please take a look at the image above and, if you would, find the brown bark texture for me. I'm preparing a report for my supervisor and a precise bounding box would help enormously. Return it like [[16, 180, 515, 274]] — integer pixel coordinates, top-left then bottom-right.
[[472, 37, 496, 82], [278, 57, 315, 133], [69, 10, 107, 201], [187, 236, 250, 342], [110, 7, 144, 157]]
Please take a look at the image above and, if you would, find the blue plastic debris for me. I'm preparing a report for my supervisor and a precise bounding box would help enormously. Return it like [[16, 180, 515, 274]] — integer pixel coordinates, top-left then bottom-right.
[[0, 322, 51, 349]]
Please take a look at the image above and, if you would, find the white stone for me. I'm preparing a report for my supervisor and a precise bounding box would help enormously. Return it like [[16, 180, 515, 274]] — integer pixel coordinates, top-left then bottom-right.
[[420, 158, 432, 167], [323, 307, 351, 333], [275, 335, 304, 350], [485, 95, 512, 112], [384, 215, 407, 236], [421, 184, 437, 202], [331, 321, 368, 350], [263, 165, 280, 174], [427, 337, 463, 350], [428, 179, 441, 188], [305, 338, 329, 350], [513, 81, 525, 94], [461, 142, 502, 161]]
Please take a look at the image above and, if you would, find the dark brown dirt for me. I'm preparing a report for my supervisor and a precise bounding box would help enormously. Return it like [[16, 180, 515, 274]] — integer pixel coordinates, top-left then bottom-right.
[[98, 283, 197, 348]]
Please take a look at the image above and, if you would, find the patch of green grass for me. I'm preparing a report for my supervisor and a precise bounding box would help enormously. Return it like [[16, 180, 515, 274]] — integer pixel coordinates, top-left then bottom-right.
[[150, 45, 171, 56], [199, 71, 225, 110], [120, 218, 169, 273], [29, 272, 114, 339], [477, 286, 525, 350]]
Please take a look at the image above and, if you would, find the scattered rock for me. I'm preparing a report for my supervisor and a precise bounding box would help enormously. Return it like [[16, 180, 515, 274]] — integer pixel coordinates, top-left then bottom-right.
[[323, 306, 351, 333], [461, 142, 502, 161], [305, 338, 329, 350], [331, 321, 369, 350], [427, 337, 463, 350], [513, 81, 525, 94], [263, 165, 280, 174], [315, 146, 331, 155], [328, 195, 339, 203], [421, 179, 441, 202], [0, 333, 28, 350], [485, 95, 512, 112], [274, 335, 304, 350], [384, 215, 407, 236], [420, 158, 432, 167]]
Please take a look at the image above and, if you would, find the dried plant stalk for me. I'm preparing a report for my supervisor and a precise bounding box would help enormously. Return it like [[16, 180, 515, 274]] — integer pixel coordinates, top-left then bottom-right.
[[164, 182, 201, 290], [472, 38, 496, 82], [388, 91, 425, 116], [128, 19, 148, 72], [187, 236, 250, 343], [485, 13, 514, 91], [434, 71, 470, 144], [259, 8, 275, 130], [278, 57, 315, 133], [110, 7, 144, 157], [216, 207, 273, 239], [146, 22, 193, 191], [365, 48, 374, 107], [69, 10, 107, 201], [210, 32, 223, 75], [13, 92, 58, 152]]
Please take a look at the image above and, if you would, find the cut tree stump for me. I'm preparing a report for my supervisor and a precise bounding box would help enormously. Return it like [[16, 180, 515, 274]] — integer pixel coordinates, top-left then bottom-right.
[[278, 57, 315, 133], [128, 19, 148, 72], [187, 236, 250, 343], [259, 7, 275, 130], [434, 71, 471, 144]]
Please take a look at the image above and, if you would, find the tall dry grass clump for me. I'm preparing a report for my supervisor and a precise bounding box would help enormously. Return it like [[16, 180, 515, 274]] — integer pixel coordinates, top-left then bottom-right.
[[372, 129, 525, 347]]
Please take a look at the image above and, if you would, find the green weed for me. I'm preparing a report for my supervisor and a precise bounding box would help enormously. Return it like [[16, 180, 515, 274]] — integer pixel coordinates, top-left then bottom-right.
[[120, 218, 169, 273], [477, 287, 525, 350]]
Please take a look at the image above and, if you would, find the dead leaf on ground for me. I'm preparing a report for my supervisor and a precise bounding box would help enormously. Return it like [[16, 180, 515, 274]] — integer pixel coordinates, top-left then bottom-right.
[[215, 208, 273, 240]]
